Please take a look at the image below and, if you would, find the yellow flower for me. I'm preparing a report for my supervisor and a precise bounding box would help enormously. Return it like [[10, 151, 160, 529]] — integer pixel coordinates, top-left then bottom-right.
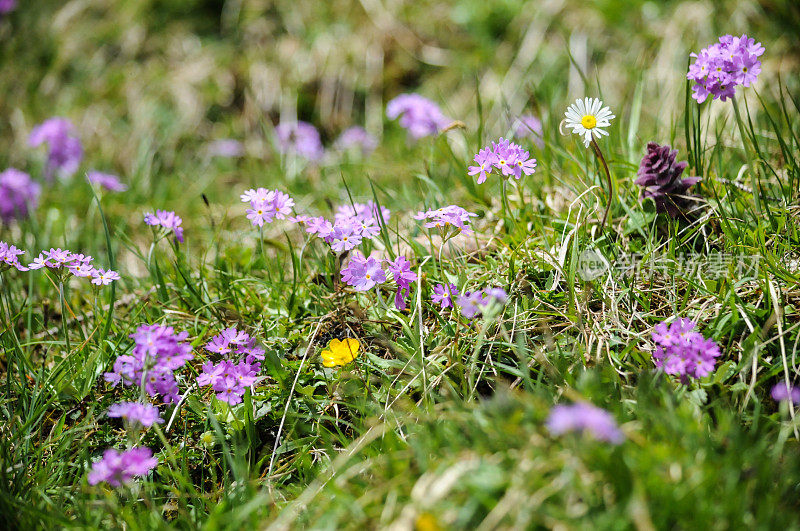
[[320, 338, 361, 368]]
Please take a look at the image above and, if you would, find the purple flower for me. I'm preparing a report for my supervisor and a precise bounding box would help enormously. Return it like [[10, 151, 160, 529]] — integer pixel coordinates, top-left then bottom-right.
[[432, 283, 458, 309], [456, 291, 486, 318], [0, 168, 40, 223], [341, 251, 386, 291], [207, 139, 244, 158], [107, 402, 163, 427], [387, 256, 417, 310], [330, 222, 363, 253], [104, 324, 194, 403], [144, 210, 185, 242], [91, 268, 120, 285], [635, 142, 700, 217], [0, 0, 16, 15], [241, 188, 295, 227], [546, 402, 624, 444], [414, 205, 478, 235], [456, 287, 507, 318], [513, 114, 544, 147], [68, 254, 96, 278], [386, 93, 451, 140], [468, 148, 497, 184], [335, 126, 378, 156], [687, 34, 764, 103], [294, 201, 388, 252], [0, 241, 28, 272], [88, 447, 158, 487], [650, 318, 722, 381], [87, 171, 128, 192], [197, 327, 264, 405], [28, 118, 83, 180], [771, 383, 800, 405], [275, 121, 324, 161]]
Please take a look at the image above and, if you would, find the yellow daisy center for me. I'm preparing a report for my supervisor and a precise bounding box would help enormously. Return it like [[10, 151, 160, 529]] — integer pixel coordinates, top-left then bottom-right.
[[581, 114, 597, 129]]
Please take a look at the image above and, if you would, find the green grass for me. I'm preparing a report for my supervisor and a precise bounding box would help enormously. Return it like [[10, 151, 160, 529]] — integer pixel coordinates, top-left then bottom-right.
[[2, 0, 800, 528]]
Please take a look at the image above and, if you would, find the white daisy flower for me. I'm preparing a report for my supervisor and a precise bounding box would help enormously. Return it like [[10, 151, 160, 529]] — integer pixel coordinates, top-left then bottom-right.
[[564, 98, 615, 148]]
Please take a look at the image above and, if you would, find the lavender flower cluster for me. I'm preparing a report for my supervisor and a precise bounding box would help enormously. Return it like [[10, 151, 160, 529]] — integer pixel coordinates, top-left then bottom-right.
[[546, 402, 624, 444], [144, 210, 185, 242], [687, 34, 764, 103], [27, 248, 120, 285], [197, 327, 265, 406], [468, 138, 537, 184], [104, 324, 194, 404], [1, 244, 119, 284], [0, 241, 27, 271], [386, 93, 451, 140], [275, 122, 377, 162], [0, 0, 16, 15], [241, 188, 295, 227], [429, 282, 508, 319], [88, 447, 158, 487], [651, 318, 721, 381], [29, 117, 83, 180], [275, 121, 325, 162], [341, 253, 418, 310], [414, 205, 478, 235], [456, 287, 508, 318], [108, 402, 163, 428], [294, 201, 389, 253], [0, 168, 40, 223]]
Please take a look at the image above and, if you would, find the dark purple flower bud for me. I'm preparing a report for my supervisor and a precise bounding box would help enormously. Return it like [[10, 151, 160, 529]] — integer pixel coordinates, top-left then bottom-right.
[[635, 142, 700, 217]]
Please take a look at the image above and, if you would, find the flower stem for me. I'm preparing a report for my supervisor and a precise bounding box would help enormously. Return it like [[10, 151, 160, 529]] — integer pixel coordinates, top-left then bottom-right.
[[590, 138, 613, 234], [731, 96, 762, 216], [58, 279, 71, 354]]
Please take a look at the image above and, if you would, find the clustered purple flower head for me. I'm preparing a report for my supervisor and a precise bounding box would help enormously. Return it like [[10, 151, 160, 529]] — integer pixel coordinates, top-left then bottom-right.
[[241, 188, 295, 227], [28, 117, 83, 180], [771, 383, 800, 405], [0, 0, 16, 15], [26, 247, 119, 285], [468, 137, 537, 184], [107, 402, 163, 428], [513, 114, 544, 148], [431, 283, 459, 309], [687, 34, 764, 103], [387, 256, 418, 310], [651, 318, 721, 381], [294, 201, 389, 253], [274, 121, 325, 162], [0, 241, 28, 272], [546, 402, 624, 444], [340, 252, 418, 309], [335, 126, 378, 156], [386, 93, 451, 140], [104, 324, 194, 404], [87, 170, 127, 192], [197, 327, 265, 406], [456, 287, 507, 318], [144, 210, 185, 243], [0, 168, 40, 223], [341, 251, 387, 291], [414, 205, 478, 235], [88, 447, 158, 487], [635, 142, 701, 218]]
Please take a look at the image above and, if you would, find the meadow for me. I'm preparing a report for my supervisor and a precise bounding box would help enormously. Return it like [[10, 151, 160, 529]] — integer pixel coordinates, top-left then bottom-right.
[[2, 0, 800, 528]]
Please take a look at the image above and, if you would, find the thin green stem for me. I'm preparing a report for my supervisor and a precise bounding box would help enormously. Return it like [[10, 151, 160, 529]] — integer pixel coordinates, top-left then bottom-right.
[[58, 279, 71, 354], [590, 138, 613, 234], [731, 96, 763, 216]]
